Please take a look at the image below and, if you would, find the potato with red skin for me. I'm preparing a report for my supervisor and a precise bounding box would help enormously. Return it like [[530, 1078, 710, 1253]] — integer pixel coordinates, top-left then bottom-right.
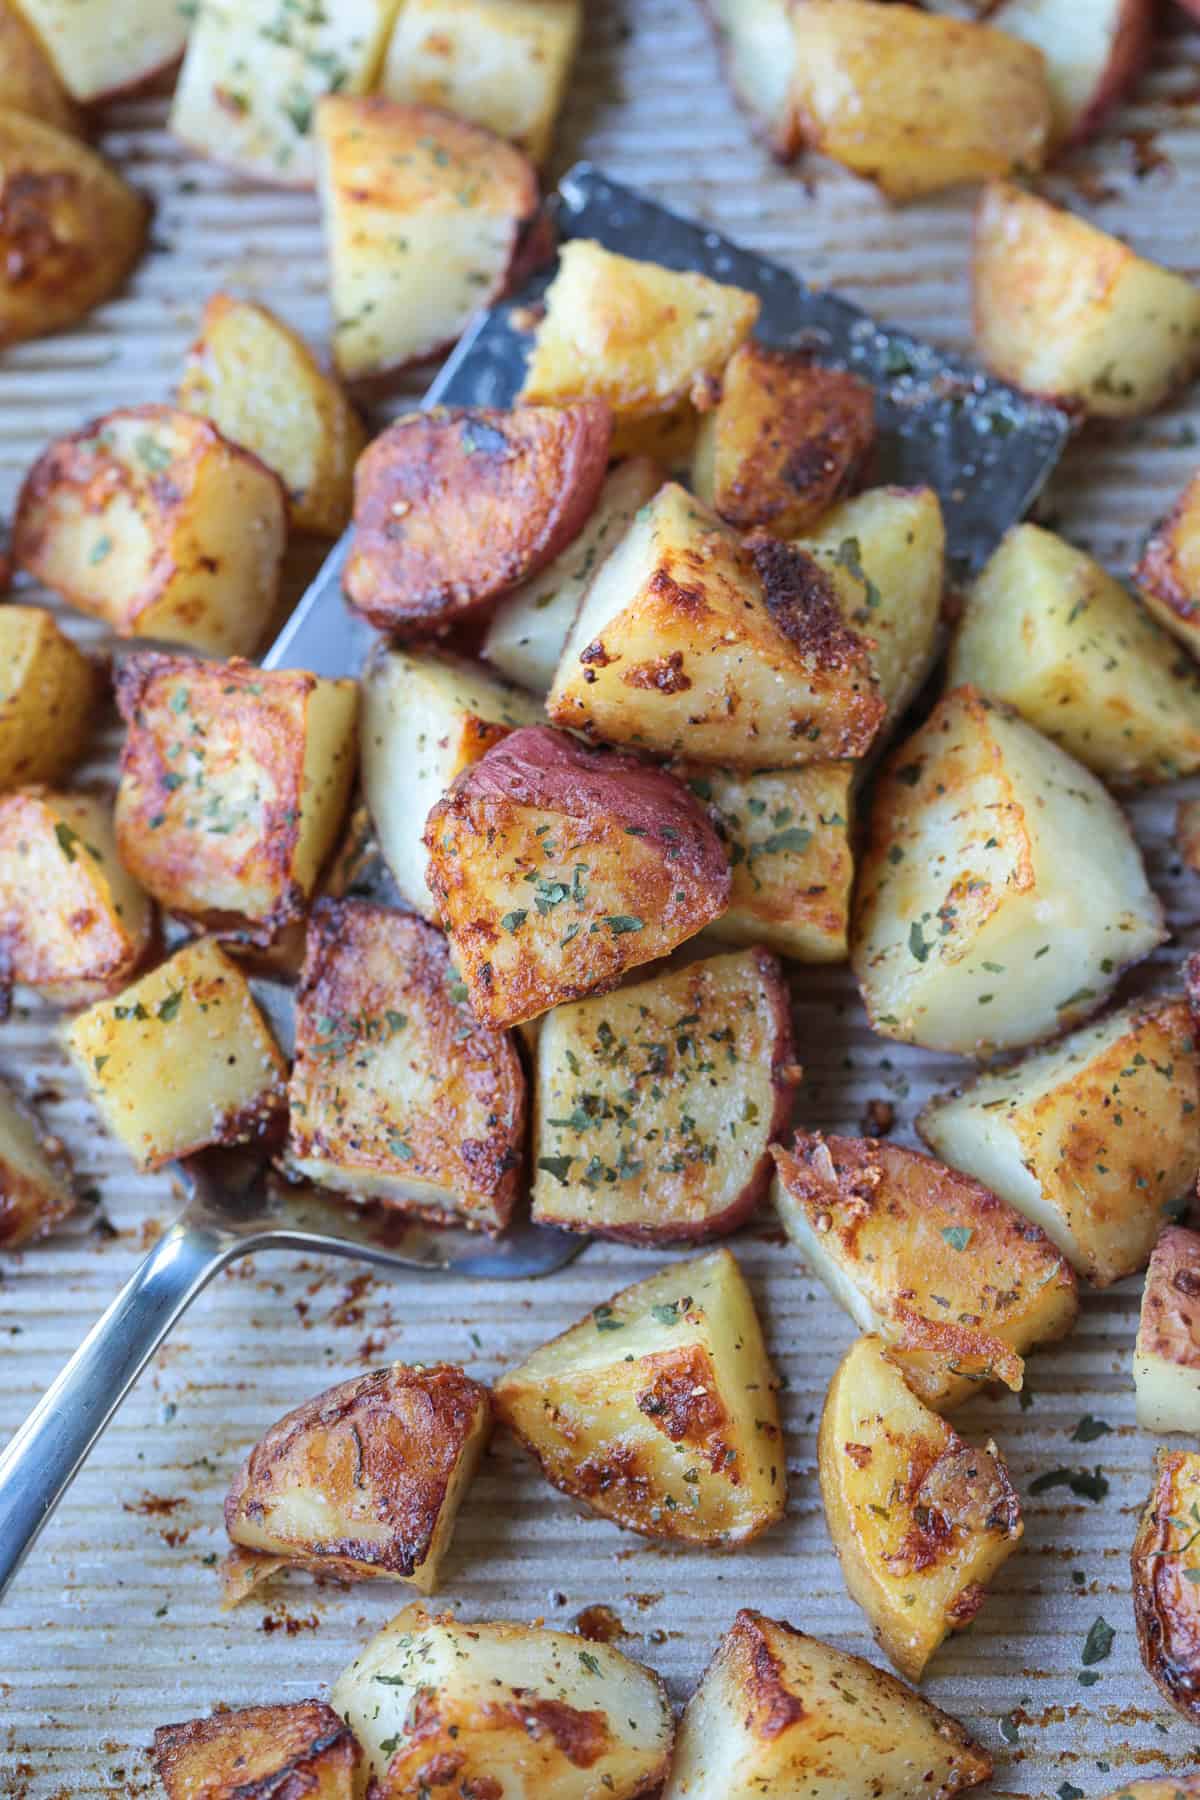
[[0, 3, 79, 134], [0, 1078, 75, 1250], [153, 1701, 359, 1800], [425, 725, 731, 1029], [986, 0, 1152, 149], [1133, 1448, 1200, 1722], [345, 402, 612, 634], [1134, 1226, 1200, 1434], [1136, 472, 1200, 662]]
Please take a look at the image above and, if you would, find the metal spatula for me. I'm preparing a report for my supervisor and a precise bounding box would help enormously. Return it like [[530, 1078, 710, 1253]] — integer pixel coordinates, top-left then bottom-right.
[[0, 164, 1069, 1603]]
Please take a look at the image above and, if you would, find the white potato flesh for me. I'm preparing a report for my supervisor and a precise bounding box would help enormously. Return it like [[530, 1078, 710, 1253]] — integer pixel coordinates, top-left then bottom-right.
[[703, 0, 801, 156], [16, 0, 189, 101], [1135, 1226, 1200, 1433]]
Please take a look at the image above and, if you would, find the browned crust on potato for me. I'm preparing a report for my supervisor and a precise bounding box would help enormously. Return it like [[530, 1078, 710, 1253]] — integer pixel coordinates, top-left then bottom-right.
[[344, 402, 612, 633], [1133, 1449, 1200, 1721], [1136, 475, 1200, 626], [153, 1699, 359, 1798], [1137, 1225, 1200, 1370], [749, 536, 876, 672], [0, 1100, 74, 1249]]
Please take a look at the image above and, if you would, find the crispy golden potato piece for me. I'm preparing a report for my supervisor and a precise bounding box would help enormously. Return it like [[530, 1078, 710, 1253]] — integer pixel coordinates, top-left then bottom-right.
[[15, 0, 188, 102], [282, 901, 525, 1232], [1133, 1449, 1200, 1722], [153, 1700, 359, 1800], [317, 96, 537, 382], [692, 343, 875, 534], [852, 687, 1165, 1055], [178, 293, 366, 538], [701, 0, 803, 159], [683, 761, 855, 962], [0, 606, 97, 791], [223, 1363, 492, 1603], [380, 0, 581, 164], [988, 0, 1153, 150], [519, 238, 761, 459], [483, 457, 665, 695], [773, 1132, 1077, 1410], [787, 0, 1050, 202], [0, 1, 79, 133], [14, 406, 287, 656], [333, 1603, 674, 1800], [0, 109, 145, 350], [663, 1609, 992, 1800], [951, 522, 1200, 785], [532, 948, 798, 1242], [345, 402, 612, 633], [1134, 1226, 1200, 1434], [819, 1334, 1022, 1682], [0, 790, 152, 1005], [974, 181, 1200, 418], [495, 1247, 785, 1545], [1136, 471, 1200, 661], [0, 1076, 74, 1249], [65, 937, 286, 1172], [114, 653, 358, 945], [424, 724, 731, 1028], [170, 0, 400, 187], [548, 483, 886, 767], [919, 998, 1200, 1287]]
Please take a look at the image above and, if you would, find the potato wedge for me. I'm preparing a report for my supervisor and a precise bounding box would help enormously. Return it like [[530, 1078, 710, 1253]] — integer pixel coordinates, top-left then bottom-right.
[[682, 761, 855, 962], [819, 1334, 1022, 1682], [988, 0, 1153, 149], [519, 238, 760, 459], [1136, 471, 1200, 661], [483, 457, 665, 695], [65, 937, 286, 1172], [851, 687, 1165, 1055], [282, 901, 525, 1233], [973, 181, 1200, 418], [380, 0, 582, 164], [1134, 1226, 1200, 1434], [170, 0, 401, 187], [0, 790, 152, 1006], [223, 1363, 492, 1601], [547, 483, 886, 767], [0, 1, 79, 133], [333, 1603, 673, 1800], [787, 1, 1050, 202], [495, 1247, 785, 1545], [344, 402, 611, 633], [178, 293, 365, 538], [1182, 797, 1200, 877], [0, 109, 145, 350], [0, 606, 97, 791], [950, 522, 1200, 785], [1132, 1449, 1200, 1722], [919, 998, 1200, 1287], [0, 1076, 74, 1249], [773, 1132, 1077, 1410], [701, 0, 803, 159], [531, 948, 798, 1242], [14, 0, 188, 102], [153, 1701, 359, 1800], [13, 406, 287, 656], [425, 725, 730, 1028], [361, 646, 541, 920], [692, 343, 875, 535], [662, 1609, 992, 1800], [317, 96, 538, 382]]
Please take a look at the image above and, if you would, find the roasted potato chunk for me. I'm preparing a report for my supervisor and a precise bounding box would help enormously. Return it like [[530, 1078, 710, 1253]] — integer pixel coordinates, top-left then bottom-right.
[[1182, 797, 1200, 877], [0, 1076, 74, 1249], [1136, 471, 1200, 661], [483, 457, 665, 695], [495, 1247, 785, 1545], [0, 606, 97, 791], [0, 109, 145, 350], [1134, 1226, 1200, 1434], [13, 406, 287, 657], [0, 790, 152, 1005], [819, 1334, 1022, 1683], [178, 293, 366, 538], [0, 1, 79, 133], [1133, 1449, 1200, 1722], [988, 0, 1153, 150], [317, 96, 537, 382], [65, 937, 286, 1171], [283, 902, 525, 1232], [702, 0, 803, 159], [548, 483, 885, 767], [519, 238, 760, 459], [344, 403, 611, 634], [974, 181, 1200, 418], [362, 647, 541, 921], [223, 1363, 492, 1603], [919, 999, 1200, 1287], [787, 1, 1050, 202], [153, 1700, 359, 1800], [951, 523, 1200, 785], [15, 0, 188, 102], [380, 0, 582, 163], [424, 725, 730, 1028], [692, 343, 875, 535], [532, 948, 798, 1242], [662, 1609, 992, 1800], [333, 1603, 673, 1800], [852, 687, 1165, 1055], [114, 653, 358, 945]]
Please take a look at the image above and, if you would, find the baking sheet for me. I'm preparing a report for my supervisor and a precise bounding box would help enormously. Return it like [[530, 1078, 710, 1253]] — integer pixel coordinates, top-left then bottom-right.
[[5, 4, 1200, 1793]]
